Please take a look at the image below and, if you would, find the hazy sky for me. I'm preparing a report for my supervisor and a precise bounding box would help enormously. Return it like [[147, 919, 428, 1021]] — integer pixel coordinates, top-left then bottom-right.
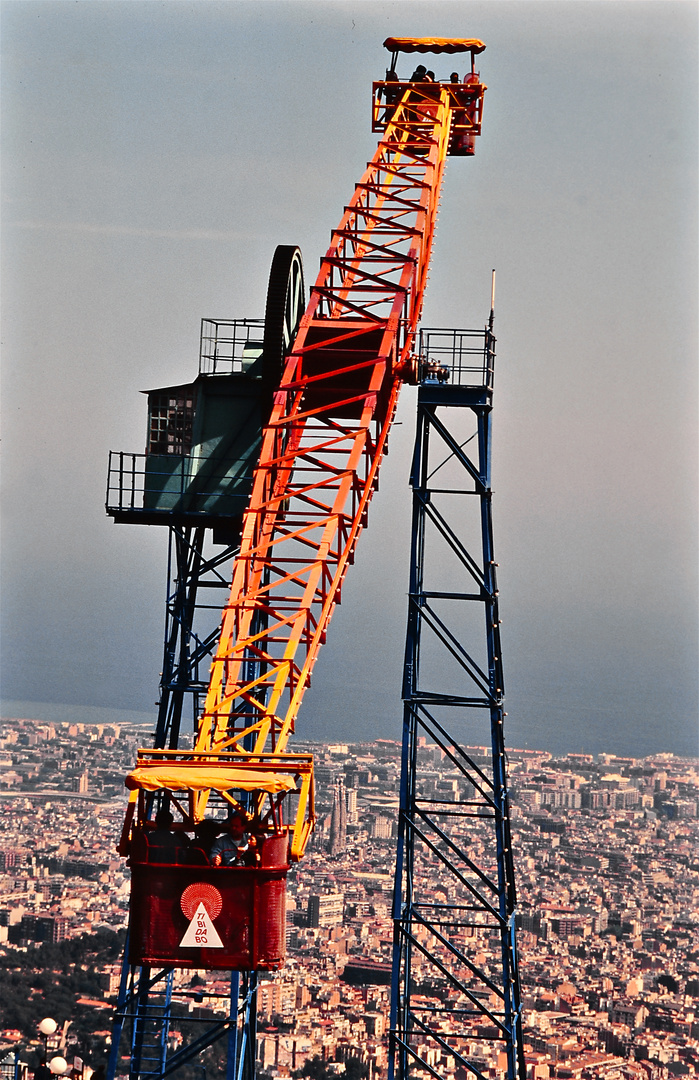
[[1, 1, 697, 758]]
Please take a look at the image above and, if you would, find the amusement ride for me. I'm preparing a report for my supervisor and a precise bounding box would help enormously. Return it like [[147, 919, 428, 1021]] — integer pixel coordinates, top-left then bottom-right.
[[104, 37, 526, 1080]]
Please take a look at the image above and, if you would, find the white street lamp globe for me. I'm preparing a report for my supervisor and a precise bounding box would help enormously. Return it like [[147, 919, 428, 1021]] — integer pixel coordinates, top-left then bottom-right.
[[39, 1019, 58, 1037], [49, 1057, 68, 1075]]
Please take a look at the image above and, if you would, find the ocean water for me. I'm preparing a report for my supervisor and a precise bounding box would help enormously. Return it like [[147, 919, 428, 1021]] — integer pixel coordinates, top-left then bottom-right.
[[2, 694, 696, 761], [0, 699, 153, 729]]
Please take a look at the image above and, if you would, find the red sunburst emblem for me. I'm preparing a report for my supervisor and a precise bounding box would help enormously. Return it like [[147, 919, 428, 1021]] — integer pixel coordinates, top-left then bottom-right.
[[180, 882, 223, 921]]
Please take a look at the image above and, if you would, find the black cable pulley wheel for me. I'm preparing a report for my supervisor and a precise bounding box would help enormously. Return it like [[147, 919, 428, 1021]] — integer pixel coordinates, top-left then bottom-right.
[[261, 245, 305, 417]]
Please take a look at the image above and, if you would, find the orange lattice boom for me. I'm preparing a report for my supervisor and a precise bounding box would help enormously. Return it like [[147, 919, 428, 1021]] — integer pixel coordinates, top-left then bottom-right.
[[192, 71, 486, 849]]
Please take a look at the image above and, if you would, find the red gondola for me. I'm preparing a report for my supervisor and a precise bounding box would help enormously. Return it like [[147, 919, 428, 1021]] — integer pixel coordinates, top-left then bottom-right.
[[120, 752, 314, 970]]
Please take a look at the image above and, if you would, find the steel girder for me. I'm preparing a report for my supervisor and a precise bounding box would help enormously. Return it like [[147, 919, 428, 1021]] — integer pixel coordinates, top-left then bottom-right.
[[110, 83, 458, 1062], [111, 73, 491, 1080], [389, 327, 526, 1080]]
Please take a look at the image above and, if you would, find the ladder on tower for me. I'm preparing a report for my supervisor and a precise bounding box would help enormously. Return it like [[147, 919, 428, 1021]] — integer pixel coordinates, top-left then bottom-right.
[[130, 968, 174, 1079]]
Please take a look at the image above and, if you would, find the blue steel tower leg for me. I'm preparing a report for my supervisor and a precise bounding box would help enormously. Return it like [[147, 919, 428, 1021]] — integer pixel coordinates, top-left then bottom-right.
[[154, 526, 240, 752], [107, 525, 260, 1080], [389, 323, 526, 1080]]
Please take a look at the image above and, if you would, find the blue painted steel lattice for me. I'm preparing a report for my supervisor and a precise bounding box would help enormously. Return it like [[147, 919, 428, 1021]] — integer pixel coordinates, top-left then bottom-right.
[[389, 321, 526, 1080]]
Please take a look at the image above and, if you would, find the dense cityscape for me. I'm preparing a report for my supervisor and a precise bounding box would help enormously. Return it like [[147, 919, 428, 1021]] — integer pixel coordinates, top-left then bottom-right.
[[0, 718, 697, 1080]]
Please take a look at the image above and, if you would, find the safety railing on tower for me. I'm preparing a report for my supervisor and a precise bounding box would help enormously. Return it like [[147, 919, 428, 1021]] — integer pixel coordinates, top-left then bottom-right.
[[418, 327, 495, 389], [199, 318, 265, 376], [106, 451, 257, 520]]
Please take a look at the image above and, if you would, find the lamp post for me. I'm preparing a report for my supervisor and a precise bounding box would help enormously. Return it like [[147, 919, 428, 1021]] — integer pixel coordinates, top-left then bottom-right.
[[38, 1021, 57, 1063], [38, 1019, 57, 1054], [34, 1019, 59, 1080], [35, 1019, 68, 1080]]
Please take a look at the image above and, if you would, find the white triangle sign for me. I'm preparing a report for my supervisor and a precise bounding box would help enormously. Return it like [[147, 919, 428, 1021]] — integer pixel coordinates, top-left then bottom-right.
[[180, 901, 224, 949]]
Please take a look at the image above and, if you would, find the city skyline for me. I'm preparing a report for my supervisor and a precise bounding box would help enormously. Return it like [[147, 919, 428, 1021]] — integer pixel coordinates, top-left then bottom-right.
[[0, 719, 697, 1078]]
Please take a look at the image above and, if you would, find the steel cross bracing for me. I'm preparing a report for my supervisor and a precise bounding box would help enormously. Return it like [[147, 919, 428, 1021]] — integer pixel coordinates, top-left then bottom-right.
[[155, 526, 240, 751], [107, 526, 243, 1080], [108, 956, 254, 1080], [389, 326, 526, 1080], [195, 87, 457, 777]]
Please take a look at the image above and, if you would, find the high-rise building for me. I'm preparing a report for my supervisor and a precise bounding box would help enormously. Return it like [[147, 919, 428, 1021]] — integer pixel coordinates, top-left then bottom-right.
[[346, 787, 358, 824], [370, 814, 392, 839], [327, 777, 347, 854], [0, 848, 23, 871], [307, 892, 344, 929], [72, 771, 89, 794]]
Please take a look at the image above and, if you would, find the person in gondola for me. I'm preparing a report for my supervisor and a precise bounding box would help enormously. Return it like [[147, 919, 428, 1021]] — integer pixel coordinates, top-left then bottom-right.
[[380, 69, 401, 124], [188, 819, 221, 864], [406, 63, 430, 132], [146, 806, 188, 863], [211, 812, 251, 866]]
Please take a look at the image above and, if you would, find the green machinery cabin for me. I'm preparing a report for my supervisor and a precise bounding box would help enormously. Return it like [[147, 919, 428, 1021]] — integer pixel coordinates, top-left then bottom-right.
[[106, 246, 306, 540]]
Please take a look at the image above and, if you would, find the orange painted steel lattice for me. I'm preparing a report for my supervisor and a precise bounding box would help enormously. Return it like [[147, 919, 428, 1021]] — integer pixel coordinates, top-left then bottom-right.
[[194, 86, 478, 852]]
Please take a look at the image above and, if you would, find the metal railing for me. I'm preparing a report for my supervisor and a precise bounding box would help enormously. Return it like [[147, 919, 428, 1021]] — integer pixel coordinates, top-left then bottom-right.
[[199, 318, 264, 376], [198, 319, 495, 389], [106, 452, 253, 517], [418, 327, 495, 391]]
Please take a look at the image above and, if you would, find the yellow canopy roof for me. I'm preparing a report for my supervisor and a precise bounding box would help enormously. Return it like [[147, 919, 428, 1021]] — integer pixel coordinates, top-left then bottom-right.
[[383, 37, 486, 55], [125, 765, 297, 794]]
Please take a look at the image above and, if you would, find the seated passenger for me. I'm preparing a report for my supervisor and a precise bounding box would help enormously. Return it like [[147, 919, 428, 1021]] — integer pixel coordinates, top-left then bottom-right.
[[211, 812, 259, 867], [146, 807, 187, 863], [187, 819, 221, 864]]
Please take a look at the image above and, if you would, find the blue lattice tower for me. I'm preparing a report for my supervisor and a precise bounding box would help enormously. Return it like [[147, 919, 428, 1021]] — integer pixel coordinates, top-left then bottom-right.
[[155, 525, 240, 751], [389, 319, 526, 1080], [107, 962, 251, 1080]]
